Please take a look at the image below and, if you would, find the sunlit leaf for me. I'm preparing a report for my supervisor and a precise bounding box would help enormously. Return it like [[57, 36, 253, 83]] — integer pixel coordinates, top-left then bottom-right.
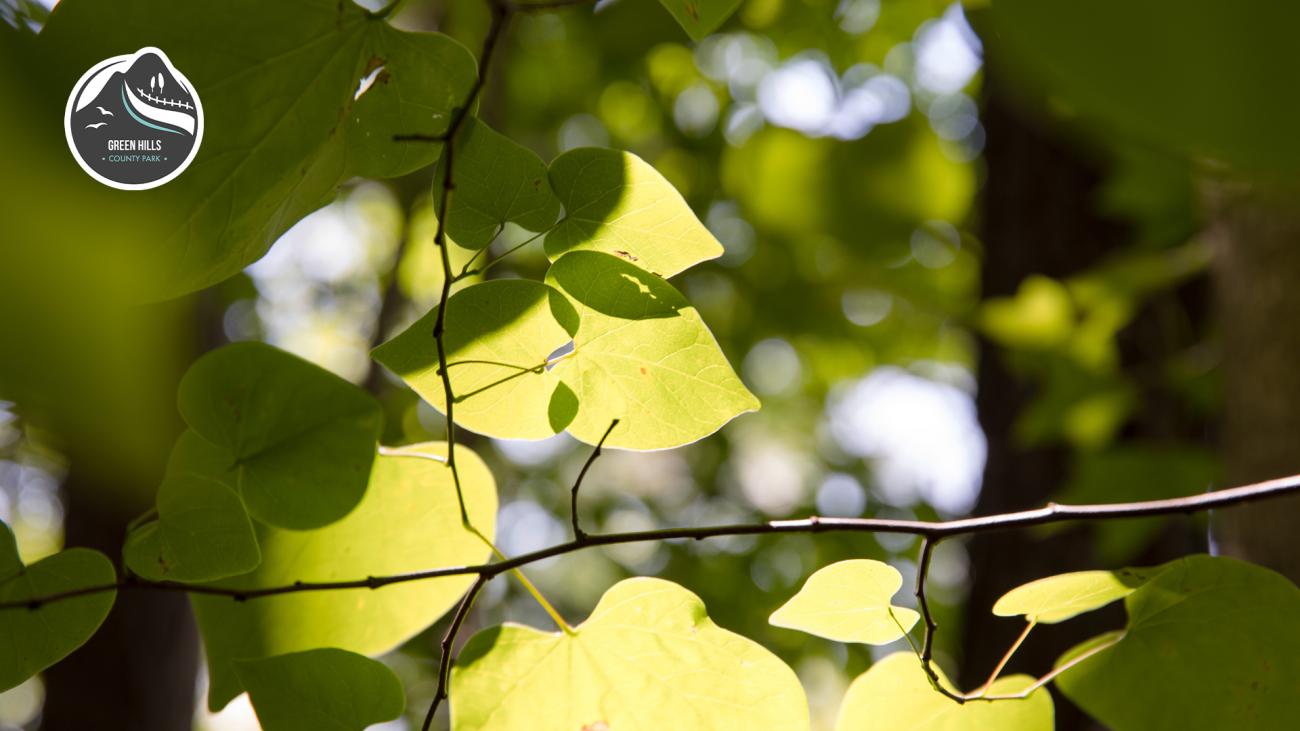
[[433, 119, 560, 249], [0, 522, 117, 693], [546, 251, 759, 449], [655, 0, 744, 41], [40, 0, 476, 298], [178, 342, 383, 530], [546, 148, 723, 278], [1054, 555, 1300, 730], [235, 649, 405, 731], [837, 652, 1053, 731], [992, 567, 1159, 624], [450, 577, 809, 731], [194, 442, 496, 710], [770, 559, 919, 644], [373, 279, 577, 440]]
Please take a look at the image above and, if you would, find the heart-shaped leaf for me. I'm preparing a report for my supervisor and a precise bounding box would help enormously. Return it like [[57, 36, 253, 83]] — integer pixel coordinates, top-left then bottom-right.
[[836, 652, 1053, 731], [0, 522, 117, 692], [993, 566, 1160, 624], [235, 648, 405, 731], [178, 342, 383, 530], [770, 559, 919, 645], [451, 577, 809, 731], [547, 251, 759, 449], [373, 279, 577, 441], [1054, 555, 1300, 730], [194, 442, 496, 710], [546, 148, 723, 278], [432, 119, 560, 249]]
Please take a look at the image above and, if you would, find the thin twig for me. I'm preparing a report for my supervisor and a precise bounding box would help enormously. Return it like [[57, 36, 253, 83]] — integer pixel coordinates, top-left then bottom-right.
[[570, 419, 618, 540], [4, 471, 1299, 611], [421, 575, 488, 731], [914, 537, 966, 703]]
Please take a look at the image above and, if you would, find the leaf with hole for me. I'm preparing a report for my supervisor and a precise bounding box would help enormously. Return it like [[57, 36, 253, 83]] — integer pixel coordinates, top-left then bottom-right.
[[450, 577, 809, 731], [546, 148, 723, 278], [373, 279, 578, 440], [993, 566, 1161, 624], [432, 119, 560, 249], [40, 0, 476, 298], [0, 522, 117, 693], [1054, 555, 1300, 730], [837, 652, 1053, 731], [546, 251, 758, 449], [193, 442, 496, 710], [178, 342, 383, 530], [770, 559, 919, 645], [235, 648, 405, 731]]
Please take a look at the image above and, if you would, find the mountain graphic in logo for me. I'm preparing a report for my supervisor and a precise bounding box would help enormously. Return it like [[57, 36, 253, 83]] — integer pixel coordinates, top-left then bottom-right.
[[65, 47, 204, 190]]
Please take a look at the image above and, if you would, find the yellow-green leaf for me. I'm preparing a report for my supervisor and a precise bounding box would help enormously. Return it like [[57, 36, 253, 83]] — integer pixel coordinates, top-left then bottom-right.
[[836, 653, 1053, 731], [993, 567, 1160, 624], [656, 0, 744, 41], [451, 577, 810, 731], [194, 442, 496, 710], [770, 559, 919, 645], [546, 148, 723, 278]]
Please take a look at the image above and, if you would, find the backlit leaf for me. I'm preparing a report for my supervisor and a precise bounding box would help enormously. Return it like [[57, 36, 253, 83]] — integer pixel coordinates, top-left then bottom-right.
[[770, 559, 919, 645], [546, 251, 759, 449], [235, 649, 405, 731], [432, 119, 561, 249], [0, 522, 117, 693], [993, 567, 1159, 624], [178, 342, 383, 530], [836, 652, 1053, 731], [450, 577, 809, 731], [1054, 555, 1300, 730], [546, 148, 723, 278], [193, 442, 496, 710], [373, 279, 577, 440], [656, 0, 744, 41]]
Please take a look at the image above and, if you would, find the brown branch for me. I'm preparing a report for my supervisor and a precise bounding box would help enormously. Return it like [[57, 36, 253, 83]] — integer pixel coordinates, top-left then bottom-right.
[[570, 419, 618, 540], [914, 537, 966, 703], [421, 575, 488, 731], [5, 472, 1298, 611]]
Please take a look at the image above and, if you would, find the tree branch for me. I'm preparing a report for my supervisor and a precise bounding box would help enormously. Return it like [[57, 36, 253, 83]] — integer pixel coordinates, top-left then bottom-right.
[[5, 471, 1298, 611], [421, 574, 488, 731], [570, 419, 618, 540]]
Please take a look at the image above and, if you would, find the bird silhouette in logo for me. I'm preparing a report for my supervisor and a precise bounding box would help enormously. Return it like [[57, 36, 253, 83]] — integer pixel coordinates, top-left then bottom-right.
[[95, 105, 114, 117], [85, 122, 108, 129]]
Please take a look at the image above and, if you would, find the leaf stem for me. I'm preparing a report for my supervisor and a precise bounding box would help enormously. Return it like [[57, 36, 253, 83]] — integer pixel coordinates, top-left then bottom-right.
[[967, 619, 1036, 699], [473, 527, 573, 635]]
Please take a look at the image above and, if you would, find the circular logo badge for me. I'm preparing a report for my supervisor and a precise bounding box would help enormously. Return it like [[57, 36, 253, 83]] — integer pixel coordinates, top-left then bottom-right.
[[64, 47, 203, 190]]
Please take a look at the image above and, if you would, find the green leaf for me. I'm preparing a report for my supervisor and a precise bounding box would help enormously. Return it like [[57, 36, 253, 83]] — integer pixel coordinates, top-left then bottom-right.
[[432, 119, 561, 249], [546, 148, 723, 278], [395, 205, 481, 307], [347, 29, 478, 179], [769, 559, 919, 645], [373, 279, 577, 440], [1054, 555, 1300, 730], [235, 649, 405, 731], [194, 442, 496, 710], [40, 0, 476, 298], [992, 567, 1160, 624], [836, 652, 1053, 731], [123, 461, 259, 582], [547, 251, 758, 449], [0, 522, 117, 693], [656, 0, 744, 41], [178, 342, 383, 530], [450, 577, 809, 731]]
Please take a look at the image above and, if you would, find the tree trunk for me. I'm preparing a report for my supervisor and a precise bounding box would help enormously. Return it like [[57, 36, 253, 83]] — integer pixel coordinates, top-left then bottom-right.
[[1209, 184, 1300, 582]]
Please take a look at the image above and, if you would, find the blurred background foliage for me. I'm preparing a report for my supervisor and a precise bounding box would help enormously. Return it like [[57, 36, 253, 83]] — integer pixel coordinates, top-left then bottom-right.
[[2, 0, 1296, 729]]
